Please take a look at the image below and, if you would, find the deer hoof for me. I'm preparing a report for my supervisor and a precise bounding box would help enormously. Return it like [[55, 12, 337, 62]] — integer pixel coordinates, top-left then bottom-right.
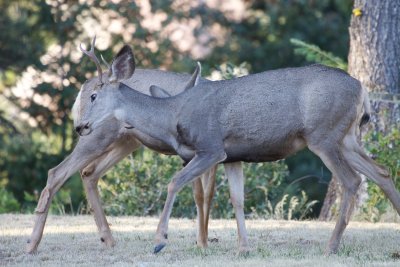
[[196, 242, 208, 249], [324, 245, 339, 256], [25, 243, 38, 255], [238, 251, 250, 258], [238, 247, 251, 257], [102, 237, 116, 248], [153, 242, 166, 254]]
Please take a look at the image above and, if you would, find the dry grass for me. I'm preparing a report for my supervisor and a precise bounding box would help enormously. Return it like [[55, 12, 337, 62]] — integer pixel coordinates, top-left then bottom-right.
[[1, 214, 400, 266]]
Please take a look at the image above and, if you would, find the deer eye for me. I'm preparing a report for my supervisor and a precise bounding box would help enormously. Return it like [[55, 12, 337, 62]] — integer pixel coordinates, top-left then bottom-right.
[[90, 93, 97, 103]]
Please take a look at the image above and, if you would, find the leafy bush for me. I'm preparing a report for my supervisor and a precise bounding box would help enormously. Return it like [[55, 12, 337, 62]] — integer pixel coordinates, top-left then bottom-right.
[[0, 132, 63, 201], [99, 148, 181, 216], [24, 188, 85, 215], [0, 188, 20, 213], [209, 62, 249, 80], [0, 130, 84, 214], [99, 147, 318, 219], [361, 125, 400, 222]]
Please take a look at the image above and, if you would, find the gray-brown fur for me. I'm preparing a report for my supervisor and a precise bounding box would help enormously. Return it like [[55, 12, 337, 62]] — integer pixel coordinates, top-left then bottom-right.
[[77, 44, 400, 255], [26, 60, 245, 254]]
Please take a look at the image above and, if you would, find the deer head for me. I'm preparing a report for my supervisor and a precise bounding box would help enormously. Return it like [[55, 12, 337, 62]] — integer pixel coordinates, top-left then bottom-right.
[[75, 38, 136, 136], [75, 38, 202, 136]]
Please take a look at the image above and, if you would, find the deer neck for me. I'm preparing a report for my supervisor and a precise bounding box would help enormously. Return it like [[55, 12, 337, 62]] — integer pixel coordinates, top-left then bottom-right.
[[115, 83, 178, 145]]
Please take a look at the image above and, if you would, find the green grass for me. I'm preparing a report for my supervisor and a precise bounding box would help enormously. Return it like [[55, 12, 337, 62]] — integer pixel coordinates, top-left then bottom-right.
[[1, 215, 400, 266]]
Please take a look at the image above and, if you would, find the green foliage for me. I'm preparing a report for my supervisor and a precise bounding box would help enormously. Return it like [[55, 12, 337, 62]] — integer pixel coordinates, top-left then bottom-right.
[[0, 188, 20, 213], [213, 62, 249, 80], [99, 148, 181, 216], [290, 38, 347, 70], [0, 0, 51, 72], [215, 0, 351, 72], [0, 132, 60, 203], [0, 130, 83, 212], [211, 160, 293, 219], [24, 188, 85, 215], [99, 147, 317, 219], [252, 190, 318, 220], [361, 125, 400, 222], [284, 149, 331, 216]]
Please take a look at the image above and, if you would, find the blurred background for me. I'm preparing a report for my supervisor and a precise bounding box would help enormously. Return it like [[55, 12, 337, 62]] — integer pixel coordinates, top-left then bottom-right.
[[0, 0, 398, 221]]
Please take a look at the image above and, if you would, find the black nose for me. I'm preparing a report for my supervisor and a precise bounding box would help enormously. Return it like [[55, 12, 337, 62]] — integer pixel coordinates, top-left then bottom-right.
[[75, 126, 82, 133]]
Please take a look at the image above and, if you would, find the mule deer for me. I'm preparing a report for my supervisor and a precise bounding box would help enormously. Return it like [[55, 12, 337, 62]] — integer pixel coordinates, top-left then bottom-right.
[[76, 43, 400, 255], [26, 38, 249, 254]]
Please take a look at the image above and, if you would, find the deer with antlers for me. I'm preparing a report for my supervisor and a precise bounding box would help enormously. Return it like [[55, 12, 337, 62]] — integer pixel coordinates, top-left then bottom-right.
[[26, 37, 250, 255]]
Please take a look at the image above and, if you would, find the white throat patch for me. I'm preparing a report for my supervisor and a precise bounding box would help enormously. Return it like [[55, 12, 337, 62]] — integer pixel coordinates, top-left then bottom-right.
[[71, 90, 82, 126], [114, 108, 127, 122]]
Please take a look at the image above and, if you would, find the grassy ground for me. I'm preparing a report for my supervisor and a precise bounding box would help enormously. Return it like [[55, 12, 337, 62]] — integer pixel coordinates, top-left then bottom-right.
[[1, 214, 400, 266]]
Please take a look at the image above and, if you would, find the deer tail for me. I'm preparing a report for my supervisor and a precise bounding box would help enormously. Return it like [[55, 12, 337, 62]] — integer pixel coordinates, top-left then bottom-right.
[[359, 86, 371, 127]]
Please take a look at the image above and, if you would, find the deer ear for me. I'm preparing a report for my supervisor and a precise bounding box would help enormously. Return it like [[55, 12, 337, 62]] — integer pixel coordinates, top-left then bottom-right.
[[149, 85, 171, 98], [109, 45, 135, 83], [183, 62, 202, 90]]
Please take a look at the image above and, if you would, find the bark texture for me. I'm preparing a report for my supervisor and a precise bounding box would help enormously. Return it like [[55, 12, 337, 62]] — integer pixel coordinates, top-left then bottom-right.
[[319, 0, 400, 221], [348, 0, 400, 94]]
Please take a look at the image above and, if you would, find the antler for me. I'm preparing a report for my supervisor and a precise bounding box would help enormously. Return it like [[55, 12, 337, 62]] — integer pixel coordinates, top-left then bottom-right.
[[100, 54, 111, 70], [80, 36, 103, 83]]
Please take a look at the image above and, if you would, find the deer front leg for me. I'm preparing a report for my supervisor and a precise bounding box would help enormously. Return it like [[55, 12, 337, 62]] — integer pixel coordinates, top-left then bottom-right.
[[26, 129, 119, 254], [154, 151, 226, 253], [26, 153, 89, 254], [80, 138, 141, 248], [224, 162, 250, 255]]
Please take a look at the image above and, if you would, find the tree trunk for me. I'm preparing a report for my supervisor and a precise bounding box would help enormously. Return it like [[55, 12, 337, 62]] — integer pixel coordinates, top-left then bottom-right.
[[348, 0, 400, 95], [319, 0, 400, 221], [318, 175, 339, 221]]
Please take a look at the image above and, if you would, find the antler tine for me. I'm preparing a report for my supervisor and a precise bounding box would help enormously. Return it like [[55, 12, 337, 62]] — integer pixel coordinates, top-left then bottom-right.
[[80, 36, 103, 83], [100, 54, 111, 69]]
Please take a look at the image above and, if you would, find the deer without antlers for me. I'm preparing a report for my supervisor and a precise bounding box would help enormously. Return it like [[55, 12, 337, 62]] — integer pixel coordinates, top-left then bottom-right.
[[76, 44, 400, 255], [26, 38, 250, 255]]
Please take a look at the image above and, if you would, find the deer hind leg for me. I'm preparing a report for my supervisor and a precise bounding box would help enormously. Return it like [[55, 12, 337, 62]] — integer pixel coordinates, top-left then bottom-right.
[[192, 165, 217, 248], [201, 166, 217, 244], [342, 135, 400, 214], [309, 144, 361, 254], [81, 138, 141, 248], [192, 178, 207, 248], [224, 162, 250, 255]]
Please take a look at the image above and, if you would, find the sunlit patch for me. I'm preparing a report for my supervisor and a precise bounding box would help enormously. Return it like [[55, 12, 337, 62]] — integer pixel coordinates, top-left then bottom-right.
[[2, 225, 98, 236]]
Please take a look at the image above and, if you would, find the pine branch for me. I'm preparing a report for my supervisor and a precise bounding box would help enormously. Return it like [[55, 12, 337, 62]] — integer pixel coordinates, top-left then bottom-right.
[[290, 38, 348, 70]]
